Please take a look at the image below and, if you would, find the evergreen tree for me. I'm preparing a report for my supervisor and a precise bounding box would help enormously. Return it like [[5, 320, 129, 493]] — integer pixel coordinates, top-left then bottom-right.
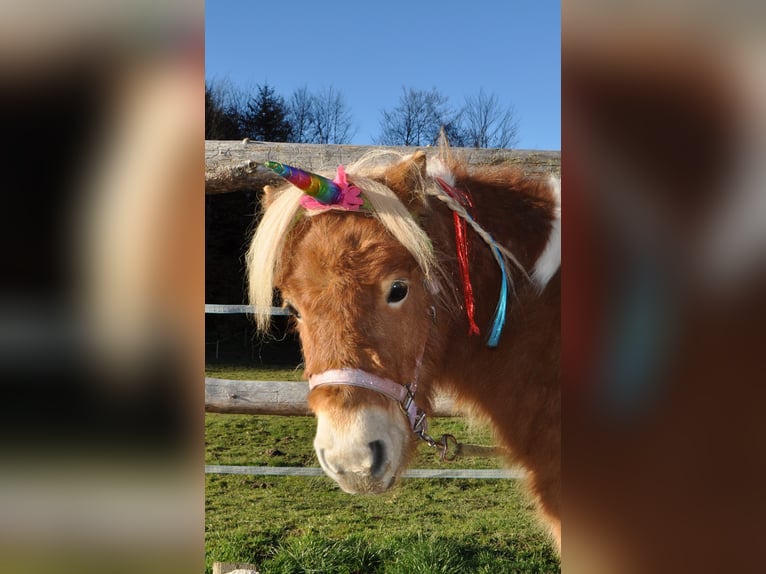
[[242, 84, 292, 142]]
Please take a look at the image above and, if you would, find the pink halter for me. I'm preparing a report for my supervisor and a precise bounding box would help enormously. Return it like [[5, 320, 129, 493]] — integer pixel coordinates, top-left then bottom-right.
[[308, 368, 424, 432]]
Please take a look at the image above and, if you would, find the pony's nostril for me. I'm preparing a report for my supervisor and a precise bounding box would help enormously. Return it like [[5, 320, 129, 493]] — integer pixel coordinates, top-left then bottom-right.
[[369, 440, 386, 476], [318, 448, 341, 475]]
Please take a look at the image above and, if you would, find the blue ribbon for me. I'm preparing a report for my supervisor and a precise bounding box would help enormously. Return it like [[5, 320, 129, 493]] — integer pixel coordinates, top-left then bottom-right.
[[486, 244, 509, 348]]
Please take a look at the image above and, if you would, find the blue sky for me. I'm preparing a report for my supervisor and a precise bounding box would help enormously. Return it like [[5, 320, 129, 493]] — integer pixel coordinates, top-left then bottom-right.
[[206, 1, 560, 150]]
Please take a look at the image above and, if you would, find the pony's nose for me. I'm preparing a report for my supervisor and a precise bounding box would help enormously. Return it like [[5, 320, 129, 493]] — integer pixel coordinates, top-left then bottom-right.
[[318, 440, 388, 478], [313, 407, 408, 494], [369, 440, 386, 476]]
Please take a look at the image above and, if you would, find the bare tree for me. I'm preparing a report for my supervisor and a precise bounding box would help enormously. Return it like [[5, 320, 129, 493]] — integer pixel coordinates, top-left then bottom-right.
[[287, 85, 315, 143], [205, 79, 249, 140], [376, 87, 460, 146], [309, 86, 356, 144], [460, 89, 519, 148]]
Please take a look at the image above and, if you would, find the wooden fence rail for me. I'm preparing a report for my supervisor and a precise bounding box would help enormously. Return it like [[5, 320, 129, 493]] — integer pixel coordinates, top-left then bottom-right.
[[205, 304, 458, 415], [205, 377, 457, 416], [205, 141, 560, 194]]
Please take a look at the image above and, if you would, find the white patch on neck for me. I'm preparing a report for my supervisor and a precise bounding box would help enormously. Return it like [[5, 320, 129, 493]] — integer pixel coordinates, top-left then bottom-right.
[[531, 175, 561, 291], [426, 158, 455, 186]]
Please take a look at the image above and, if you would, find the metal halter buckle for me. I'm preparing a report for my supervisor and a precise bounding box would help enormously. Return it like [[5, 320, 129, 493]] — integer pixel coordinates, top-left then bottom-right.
[[414, 417, 459, 462]]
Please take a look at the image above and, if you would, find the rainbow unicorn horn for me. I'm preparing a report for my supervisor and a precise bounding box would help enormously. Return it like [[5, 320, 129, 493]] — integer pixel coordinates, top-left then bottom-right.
[[264, 161, 343, 205]]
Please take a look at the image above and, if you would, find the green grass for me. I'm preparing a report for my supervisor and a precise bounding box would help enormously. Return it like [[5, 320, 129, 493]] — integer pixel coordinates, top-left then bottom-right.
[[205, 366, 559, 573], [205, 364, 304, 382]]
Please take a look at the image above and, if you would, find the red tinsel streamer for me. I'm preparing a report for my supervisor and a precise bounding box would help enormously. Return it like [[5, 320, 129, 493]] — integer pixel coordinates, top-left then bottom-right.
[[453, 211, 481, 335], [436, 177, 480, 336]]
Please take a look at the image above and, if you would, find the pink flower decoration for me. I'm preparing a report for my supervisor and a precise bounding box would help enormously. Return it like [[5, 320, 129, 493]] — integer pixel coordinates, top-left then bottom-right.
[[300, 165, 364, 211]]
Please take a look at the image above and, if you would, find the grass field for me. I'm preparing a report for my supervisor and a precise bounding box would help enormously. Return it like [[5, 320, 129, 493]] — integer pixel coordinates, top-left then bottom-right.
[[205, 366, 560, 573]]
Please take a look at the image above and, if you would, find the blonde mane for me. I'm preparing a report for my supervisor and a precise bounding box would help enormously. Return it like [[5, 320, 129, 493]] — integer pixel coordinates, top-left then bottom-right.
[[246, 152, 443, 333]]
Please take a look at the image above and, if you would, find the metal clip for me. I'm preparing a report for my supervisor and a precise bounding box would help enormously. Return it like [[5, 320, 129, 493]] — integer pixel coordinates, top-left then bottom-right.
[[400, 387, 414, 414], [416, 427, 459, 462], [412, 410, 428, 437], [439, 434, 459, 461]]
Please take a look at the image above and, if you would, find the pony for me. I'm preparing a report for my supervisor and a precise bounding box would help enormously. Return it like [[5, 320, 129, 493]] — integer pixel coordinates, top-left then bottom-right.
[[246, 145, 561, 548]]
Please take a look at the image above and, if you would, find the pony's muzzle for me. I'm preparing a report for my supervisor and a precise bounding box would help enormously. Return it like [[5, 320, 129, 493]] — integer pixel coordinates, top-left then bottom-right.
[[313, 405, 410, 494], [316, 439, 393, 494], [317, 440, 386, 477]]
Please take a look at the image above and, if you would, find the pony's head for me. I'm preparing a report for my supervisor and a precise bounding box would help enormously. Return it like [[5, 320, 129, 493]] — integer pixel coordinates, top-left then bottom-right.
[[247, 151, 448, 493]]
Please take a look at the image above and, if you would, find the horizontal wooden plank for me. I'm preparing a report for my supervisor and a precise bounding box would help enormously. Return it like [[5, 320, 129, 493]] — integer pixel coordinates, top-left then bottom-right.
[[205, 377, 457, 416], [205, 378, 311, 415], [205, 464, 525, 480], [205, 141, 560, 194]]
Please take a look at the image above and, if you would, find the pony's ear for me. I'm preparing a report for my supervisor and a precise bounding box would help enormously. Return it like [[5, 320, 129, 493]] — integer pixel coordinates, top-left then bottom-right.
[[261, 184, 277, 208], [436, 127, 455, 166], [384, 151, 428, 209]]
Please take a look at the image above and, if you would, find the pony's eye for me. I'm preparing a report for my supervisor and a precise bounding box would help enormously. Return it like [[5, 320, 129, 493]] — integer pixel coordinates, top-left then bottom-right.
[[387, 281, 409, 305]]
